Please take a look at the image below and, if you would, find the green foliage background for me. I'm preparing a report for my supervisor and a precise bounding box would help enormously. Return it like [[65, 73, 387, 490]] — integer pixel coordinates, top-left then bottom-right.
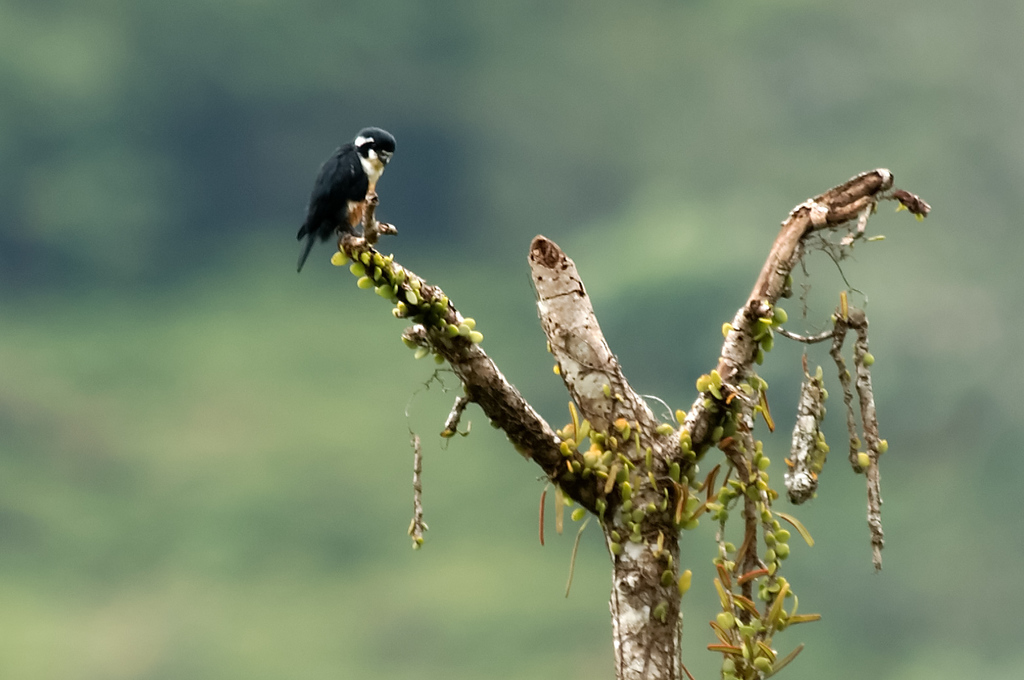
[[2, 1, 1022, 678]]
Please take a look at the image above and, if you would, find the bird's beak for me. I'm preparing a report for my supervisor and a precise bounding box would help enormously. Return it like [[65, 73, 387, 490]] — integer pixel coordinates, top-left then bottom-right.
[[379, 151, 393, 165]]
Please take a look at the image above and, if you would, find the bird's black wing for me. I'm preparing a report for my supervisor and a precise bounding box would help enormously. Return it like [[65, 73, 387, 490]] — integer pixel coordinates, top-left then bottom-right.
[[298, 144, 368, 239], [296, 144, 370, 272]]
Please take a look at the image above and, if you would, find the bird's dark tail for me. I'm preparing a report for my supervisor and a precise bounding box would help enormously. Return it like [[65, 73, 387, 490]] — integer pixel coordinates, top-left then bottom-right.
[[296, 230, 316, 272]]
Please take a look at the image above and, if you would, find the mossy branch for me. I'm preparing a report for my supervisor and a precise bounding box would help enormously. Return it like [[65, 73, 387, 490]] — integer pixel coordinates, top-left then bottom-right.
[[337, 234, 609, 513], [679, 169, 914, 456], [830, 308, 885, 570]]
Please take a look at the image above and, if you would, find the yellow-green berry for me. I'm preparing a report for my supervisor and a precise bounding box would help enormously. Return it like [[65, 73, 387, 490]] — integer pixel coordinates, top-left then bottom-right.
[[678, 569, 692, 596]]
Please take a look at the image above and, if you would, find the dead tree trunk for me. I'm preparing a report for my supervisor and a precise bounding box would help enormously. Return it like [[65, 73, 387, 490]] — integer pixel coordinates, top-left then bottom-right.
[[334, 169, 928, 680]]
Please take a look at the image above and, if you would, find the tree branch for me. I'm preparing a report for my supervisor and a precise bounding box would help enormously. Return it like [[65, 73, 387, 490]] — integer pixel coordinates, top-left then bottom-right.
[[529, 238, 683, 679], [681, 168, 895, 453], [340, 236, 609, 511], [408, 434, 427, 548], [846, 310, 885, 570]]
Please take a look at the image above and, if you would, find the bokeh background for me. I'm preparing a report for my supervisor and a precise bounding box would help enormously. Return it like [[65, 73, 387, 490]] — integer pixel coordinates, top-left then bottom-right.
[[2, 1, 1022, 678]]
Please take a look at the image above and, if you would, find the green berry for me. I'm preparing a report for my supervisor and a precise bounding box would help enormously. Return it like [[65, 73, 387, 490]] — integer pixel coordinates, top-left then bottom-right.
[[678, 569, 692, 595]]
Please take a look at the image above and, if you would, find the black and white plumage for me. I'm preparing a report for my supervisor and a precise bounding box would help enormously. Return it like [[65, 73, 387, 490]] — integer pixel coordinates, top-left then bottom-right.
[[296, 127, 396, 272]]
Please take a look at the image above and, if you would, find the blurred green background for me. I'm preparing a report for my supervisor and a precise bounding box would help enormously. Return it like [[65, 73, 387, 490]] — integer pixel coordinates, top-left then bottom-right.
[[2, 1, 1022, 678]]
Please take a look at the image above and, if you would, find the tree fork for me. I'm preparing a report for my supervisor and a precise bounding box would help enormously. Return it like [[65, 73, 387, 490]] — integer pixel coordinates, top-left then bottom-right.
[[334, 168, 928, 680]]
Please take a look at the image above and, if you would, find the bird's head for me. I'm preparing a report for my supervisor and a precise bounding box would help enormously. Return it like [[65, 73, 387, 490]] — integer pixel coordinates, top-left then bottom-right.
[[354, 127, 396, 166]]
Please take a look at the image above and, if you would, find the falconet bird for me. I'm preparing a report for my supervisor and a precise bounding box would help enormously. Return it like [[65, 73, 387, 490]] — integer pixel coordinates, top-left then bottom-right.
[[296, 127, 396, 272]]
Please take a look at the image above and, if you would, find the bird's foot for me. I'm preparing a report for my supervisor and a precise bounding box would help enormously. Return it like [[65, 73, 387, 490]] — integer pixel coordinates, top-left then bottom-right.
[[362, 219, 396, 246]]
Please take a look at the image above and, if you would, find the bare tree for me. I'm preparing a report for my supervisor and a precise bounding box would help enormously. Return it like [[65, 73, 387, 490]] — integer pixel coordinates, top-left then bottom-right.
[[332, 170, 929, 680]]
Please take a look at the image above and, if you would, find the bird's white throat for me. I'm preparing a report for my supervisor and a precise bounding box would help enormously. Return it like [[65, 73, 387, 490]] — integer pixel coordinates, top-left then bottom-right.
[[360, 150, 385, 186]]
